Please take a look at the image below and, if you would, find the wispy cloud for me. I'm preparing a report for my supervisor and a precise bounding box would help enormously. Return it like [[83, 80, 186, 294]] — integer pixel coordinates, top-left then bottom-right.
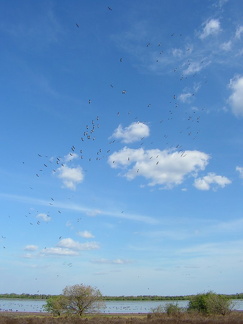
[[182, 60, 211, 76], [228, 75, 243, 117], [36, 213, 51, 222], [24, 245, 38, 251], [236, 166, 243, 178], [179, 239, 243, 257], [91, 258, 131, 265], [199, 19, 221, 39], [77, 231, 95, 239], [178, 84, 200, 103], [0, 193, 157, 224], [235, 26, 243, 39]]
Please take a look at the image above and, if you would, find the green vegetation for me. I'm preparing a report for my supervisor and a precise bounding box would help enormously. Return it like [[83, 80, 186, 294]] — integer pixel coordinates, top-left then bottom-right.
[[43, 284, 104, 316], [187, 291, 233, 315], [151, 302, 184, 317], [43, 295, 68, 316], [1, 292, 242, 301]]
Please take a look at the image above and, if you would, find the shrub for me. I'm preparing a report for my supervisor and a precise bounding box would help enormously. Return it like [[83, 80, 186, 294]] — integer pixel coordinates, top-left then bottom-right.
[[187, 291, 232, 315], [164, 302, 183, 316], [150, 304, 164, 315]]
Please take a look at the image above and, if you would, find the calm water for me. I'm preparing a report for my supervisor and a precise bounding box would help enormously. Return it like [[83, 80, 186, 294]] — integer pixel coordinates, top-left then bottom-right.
[[0, 299, 243, 313]]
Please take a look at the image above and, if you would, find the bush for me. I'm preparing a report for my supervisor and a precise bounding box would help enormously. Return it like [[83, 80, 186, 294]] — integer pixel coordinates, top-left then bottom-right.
[[150, 302, 183, 318], [164, 302, 183, 316], [42, 295, 68, 316], [187, 291, 232, 315]]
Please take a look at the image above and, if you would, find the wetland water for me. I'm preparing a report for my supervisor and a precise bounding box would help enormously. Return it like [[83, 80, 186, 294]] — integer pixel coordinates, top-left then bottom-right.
[[0, 299, 243, 314]]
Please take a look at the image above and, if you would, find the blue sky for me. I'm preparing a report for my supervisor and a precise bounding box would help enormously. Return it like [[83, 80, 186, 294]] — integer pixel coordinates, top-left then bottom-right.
[[0, 0, 243, 297]]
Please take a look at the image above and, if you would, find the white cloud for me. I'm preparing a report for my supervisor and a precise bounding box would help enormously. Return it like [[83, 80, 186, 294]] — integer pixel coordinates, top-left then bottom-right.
[[235, 26, 243, 39], [85, 209, 102, 217], [36, 213, 51, 222], [91, 258, 131, 265], [220, 41, 232, 51], [178, 84, 200, 102], [108, 147, 210, 188], [77, 230, 94, 239], [111, 122, 150, 143], [178, 92, 193, 103], [199, 19, 221, 39], [56, 164, 84, 190], [42, 247, 79, 256], [183, 60, 210, 76], [194, 172, 231, 190], [236, 166, 243, 179], [57, 238, 99, 251], [64, 152, 79, 163], [172, 48, 183, 58], [24, 245, 38, 251], [228, 76, 243, 117]]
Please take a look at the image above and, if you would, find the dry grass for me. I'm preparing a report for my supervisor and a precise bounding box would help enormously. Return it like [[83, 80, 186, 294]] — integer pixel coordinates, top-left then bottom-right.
[[0, 311, 243, 324]]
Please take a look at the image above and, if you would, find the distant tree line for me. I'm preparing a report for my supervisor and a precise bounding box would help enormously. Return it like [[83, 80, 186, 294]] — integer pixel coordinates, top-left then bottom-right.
[[0, 293, 53, 299], [0, 292, 243, 300]]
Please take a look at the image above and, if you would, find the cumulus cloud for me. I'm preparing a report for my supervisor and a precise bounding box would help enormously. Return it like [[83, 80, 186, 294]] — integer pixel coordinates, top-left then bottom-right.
[[199, 19, 221, 39], [194, 172, 231, 190], [77, 230, 95, 239], [228, 76, 243, 117], [108, 147, 210, 188], [236, 166, 243, 179], [111, 122, 150, 143], [41, 238, 100, 256], [57, 238, 99, 251], [36, 213, 51, 222], [56, 165, 84, 190]]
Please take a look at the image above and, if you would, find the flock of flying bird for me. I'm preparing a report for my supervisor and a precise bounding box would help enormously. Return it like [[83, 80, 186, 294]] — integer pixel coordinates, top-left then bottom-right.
[[2, 6, 207, 288]]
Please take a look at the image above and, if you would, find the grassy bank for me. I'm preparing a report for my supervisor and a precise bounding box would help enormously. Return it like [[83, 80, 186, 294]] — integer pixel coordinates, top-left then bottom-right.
[[0, 311, 243, 324]]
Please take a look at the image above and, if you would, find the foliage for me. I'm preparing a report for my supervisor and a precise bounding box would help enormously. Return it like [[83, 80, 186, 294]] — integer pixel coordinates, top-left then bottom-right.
[[150, 302, 183, 318], [164, 302, 183, 316], [187, 291, 233, 315], [1, 292, 243, 301], [151, 304, 165, 315], [62, 284, 104, 316], [42, 295, 68, 316]]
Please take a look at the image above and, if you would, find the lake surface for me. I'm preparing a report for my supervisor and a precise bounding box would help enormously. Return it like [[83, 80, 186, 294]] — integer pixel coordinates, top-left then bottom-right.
[[0, 299, 243, 313]]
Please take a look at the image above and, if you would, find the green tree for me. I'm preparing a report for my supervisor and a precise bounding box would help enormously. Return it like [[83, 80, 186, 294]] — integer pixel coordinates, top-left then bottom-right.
[[62, 284, 104, 316], [43, 295, 68, 316], [188, 291, 232, 315]]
